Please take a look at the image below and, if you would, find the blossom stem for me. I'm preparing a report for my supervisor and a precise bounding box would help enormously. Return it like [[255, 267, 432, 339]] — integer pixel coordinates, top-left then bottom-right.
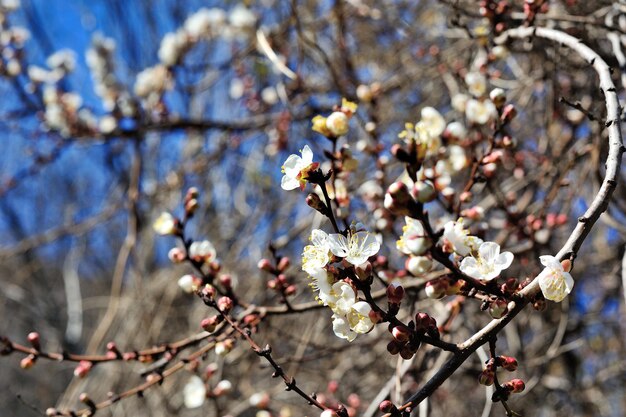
[[319, 180, 341, 233]]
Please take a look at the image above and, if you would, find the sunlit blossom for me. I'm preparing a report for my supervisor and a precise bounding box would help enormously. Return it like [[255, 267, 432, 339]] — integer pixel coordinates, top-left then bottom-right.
[[397, 217, 431, 256], [280, 145, 319, 190], [301, 229, 331, 275], [153, 212, 177, 235], [537, 255, 574, 302], [183, 375, 206, 408], [459, 242, 513, 281], [327, 231, 381, 265], [442, 218, 482, 256]]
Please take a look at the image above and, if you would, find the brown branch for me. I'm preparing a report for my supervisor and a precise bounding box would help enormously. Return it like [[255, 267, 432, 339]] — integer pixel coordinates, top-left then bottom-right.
[[393, 26, 624, 414]]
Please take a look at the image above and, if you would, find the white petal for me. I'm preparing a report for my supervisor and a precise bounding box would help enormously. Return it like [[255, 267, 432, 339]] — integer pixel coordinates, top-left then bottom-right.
[[328, 234, 349, 257], [459, 257, 479, 277], [495, 251, 514, 270], [478, 242, 500, 263], [332, 314, 356, 342], [310, 229, 328, 246], [563, 271, 575, 293], [539, 255, 562, 270], [281, 175, 299, 190], [300, 145, 313, 165], [282, 154, 302, 175]]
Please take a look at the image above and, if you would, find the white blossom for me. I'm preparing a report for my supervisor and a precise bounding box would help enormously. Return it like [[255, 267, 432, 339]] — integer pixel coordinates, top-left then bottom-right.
[[280, 145, 317, 190], [466, 98, 497, 125], [442, 218, 482, 256], [537, 255, 574, 302], [459, 241, 513, 281], [229, 5, 256, 30], [183, 375, 206, 408], [420, 106, 446, 138], [397, 217, 431, 256], [178, 274, 196, 293], [302, 229, 331, 274], [465, 71, 487, 97], [153, 212, 177, 235], [326, 111, 349, 136], [327, 231, 380, 265], [189, 240, 217, 262]]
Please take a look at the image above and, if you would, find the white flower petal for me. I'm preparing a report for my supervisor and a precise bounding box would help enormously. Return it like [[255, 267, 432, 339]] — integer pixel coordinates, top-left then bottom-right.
[[300, 145, 313, 165], [478, 242, 500, 263], [281, 175, 299, 190], [183, 376, 206, 408], [539, 255, 562, 270], [328, 234, 349, 257], [495, 251, 514, 270]]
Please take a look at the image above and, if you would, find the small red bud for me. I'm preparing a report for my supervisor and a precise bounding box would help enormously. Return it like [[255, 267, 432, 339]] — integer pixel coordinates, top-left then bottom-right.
[[218, 274, 232, 289], [277, 257, 290, 272], [504, 378, 525, 393], [201, 316, 219, 333], [379, 400, 396, 413], [391, 326, 410, 343], [74, 360, 93, 378], [479, 369, 495, 386], [500, 355, 518, 372], [386, 283, 405, 304], [386, 340, 402, 355], [20, 354, 36, 369], [285, 284, 297, 295]]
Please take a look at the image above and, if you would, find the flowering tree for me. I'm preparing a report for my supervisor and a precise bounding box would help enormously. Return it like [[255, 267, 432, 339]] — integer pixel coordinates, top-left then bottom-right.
[[0, 1, 625, 416]]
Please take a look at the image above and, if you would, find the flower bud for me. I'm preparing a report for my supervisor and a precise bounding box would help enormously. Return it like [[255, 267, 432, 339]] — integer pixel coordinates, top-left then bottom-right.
[[27, 332, 40, 350], [489, 88, 506, 108], [414, 312, 431, 333], [425, 279, 448, 299], [257, 259, 275, 273], [285, 285, 297, 295], [386, 340, 402, 355], [79, 393, 94, 407], [186, 187, 199, 199], [219, 274, 232, 289], [201, 316, 219, 333], [213, 379, 233, 396], [356, 84, 373, 102], [489, 298, 508, 319], [561, 259, 572, 273], [200, 284, 216, 299], [249, 392, 270, 409], [412, 180, 436, 203], [405, 256, 432, 276], [185, 198, 198, 215], [503, 378, 525, 393], [391, 326, 410, 343], [74, 360, 93, 378], [499, 356, 518, 372], [168, 247, 186, 263], [20, 354, 36, 369], [501, 278, 518, 295], [386, 283, 405, 304], [277, 257, 290, 272], [306, 193, 327, 215], [369, 309, 383, 324], [217, 297, 233, 313], [320, 410, 339, 417], [355, 261, 372, 280], [215, 340, 234, 356], [479, 368, 495, 386], [384, 182, 413, 215], [500, 104, 517, 123], [379, 400, 396, 413], [178, 274, 200, 293], [46, 408, 58, 416], [153, 212, 177, 235], [399, 345, 416, 360]]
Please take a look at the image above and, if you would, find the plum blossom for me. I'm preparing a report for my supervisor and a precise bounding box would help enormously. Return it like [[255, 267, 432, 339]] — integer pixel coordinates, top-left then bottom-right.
[[327, 231, 380, 265], [153, 212, 177, 235], [465, 71, 487, 97], [459, 242, 513, 281], [466, 98, 497, 125], [397, 217, 431, 256], [537, 255, 574, 302], [183, 375, 206, 408], [280, 145, 319, 190], [420, 106, 446, 137], [301, 229, 331, 274], [442, 218, 483, 256], [189, 240, 217, 263]]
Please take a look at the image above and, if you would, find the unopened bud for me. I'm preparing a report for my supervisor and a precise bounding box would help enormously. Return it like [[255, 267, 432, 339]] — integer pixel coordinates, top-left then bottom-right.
[[185, 198, 198, 215], [74, 360, 93, 378], [390, 144, 412, 163], [386, 283, 405, 304], [384, 182, 413, 215], [500, 104, 517, 123], [503, 378, 525, 393], [414, 312, 431, 333], [200, 284, 216, 299], [560, 259, 572, 273], [46, 408, 58, 416], [489, 298, 508, 319], [285, 284, 297, 295], [218, 274, 232, 289], [320, 410, 339, 417], [215, 339, 234, 356], [306, 193, 327, 215], [217, 297, 233, 313], [386, 340, 402, 355], [168, 247, 186, 263], [489, 88, 506, 108], [20, 354, 36, 369], [379, 400, 396, 413], [355, 261, 372, 280], [391, 326, 410, 343], [213, 379, 233, 396], [479, 368, 495, 386], [369, 309, 383, 324], [201, 316, 219, 333], [257, 258, 275, 273], [425, 279, 448, 299], [405, 256, 432, 276], [277, 257, 290, 272], [412, 180, 436, 203], [399, 345, 415, 360], [27, 332, 40, 350], [499, 356, 518, 372]]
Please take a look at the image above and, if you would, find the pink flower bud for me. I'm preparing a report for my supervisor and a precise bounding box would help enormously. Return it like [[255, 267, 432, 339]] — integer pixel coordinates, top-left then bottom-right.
[[499, 356, 518, 372], [500, 104, 517, 123], [205, 362, 219, 378], [217, 297, 233, 313], [218, 274, 232, 289], [186, 187, 199, 199], [414, 312, 431, 333], [277, 257, 290, 272], [327, 380, 339, 393], [200, 284, 216, 299], [503, 378, 525, 393], [369, 309, 383, 324], [185, 198, 198, 215], [201, 317, 218, 333], [285, 285, 297, 295], [412, 180, 436, 203], [561, 259, 572, 273], [384, 182, 413, 215], [74, 360, 93, 378], [213, 379, 233, 396], [257, 259, 275, 273]]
